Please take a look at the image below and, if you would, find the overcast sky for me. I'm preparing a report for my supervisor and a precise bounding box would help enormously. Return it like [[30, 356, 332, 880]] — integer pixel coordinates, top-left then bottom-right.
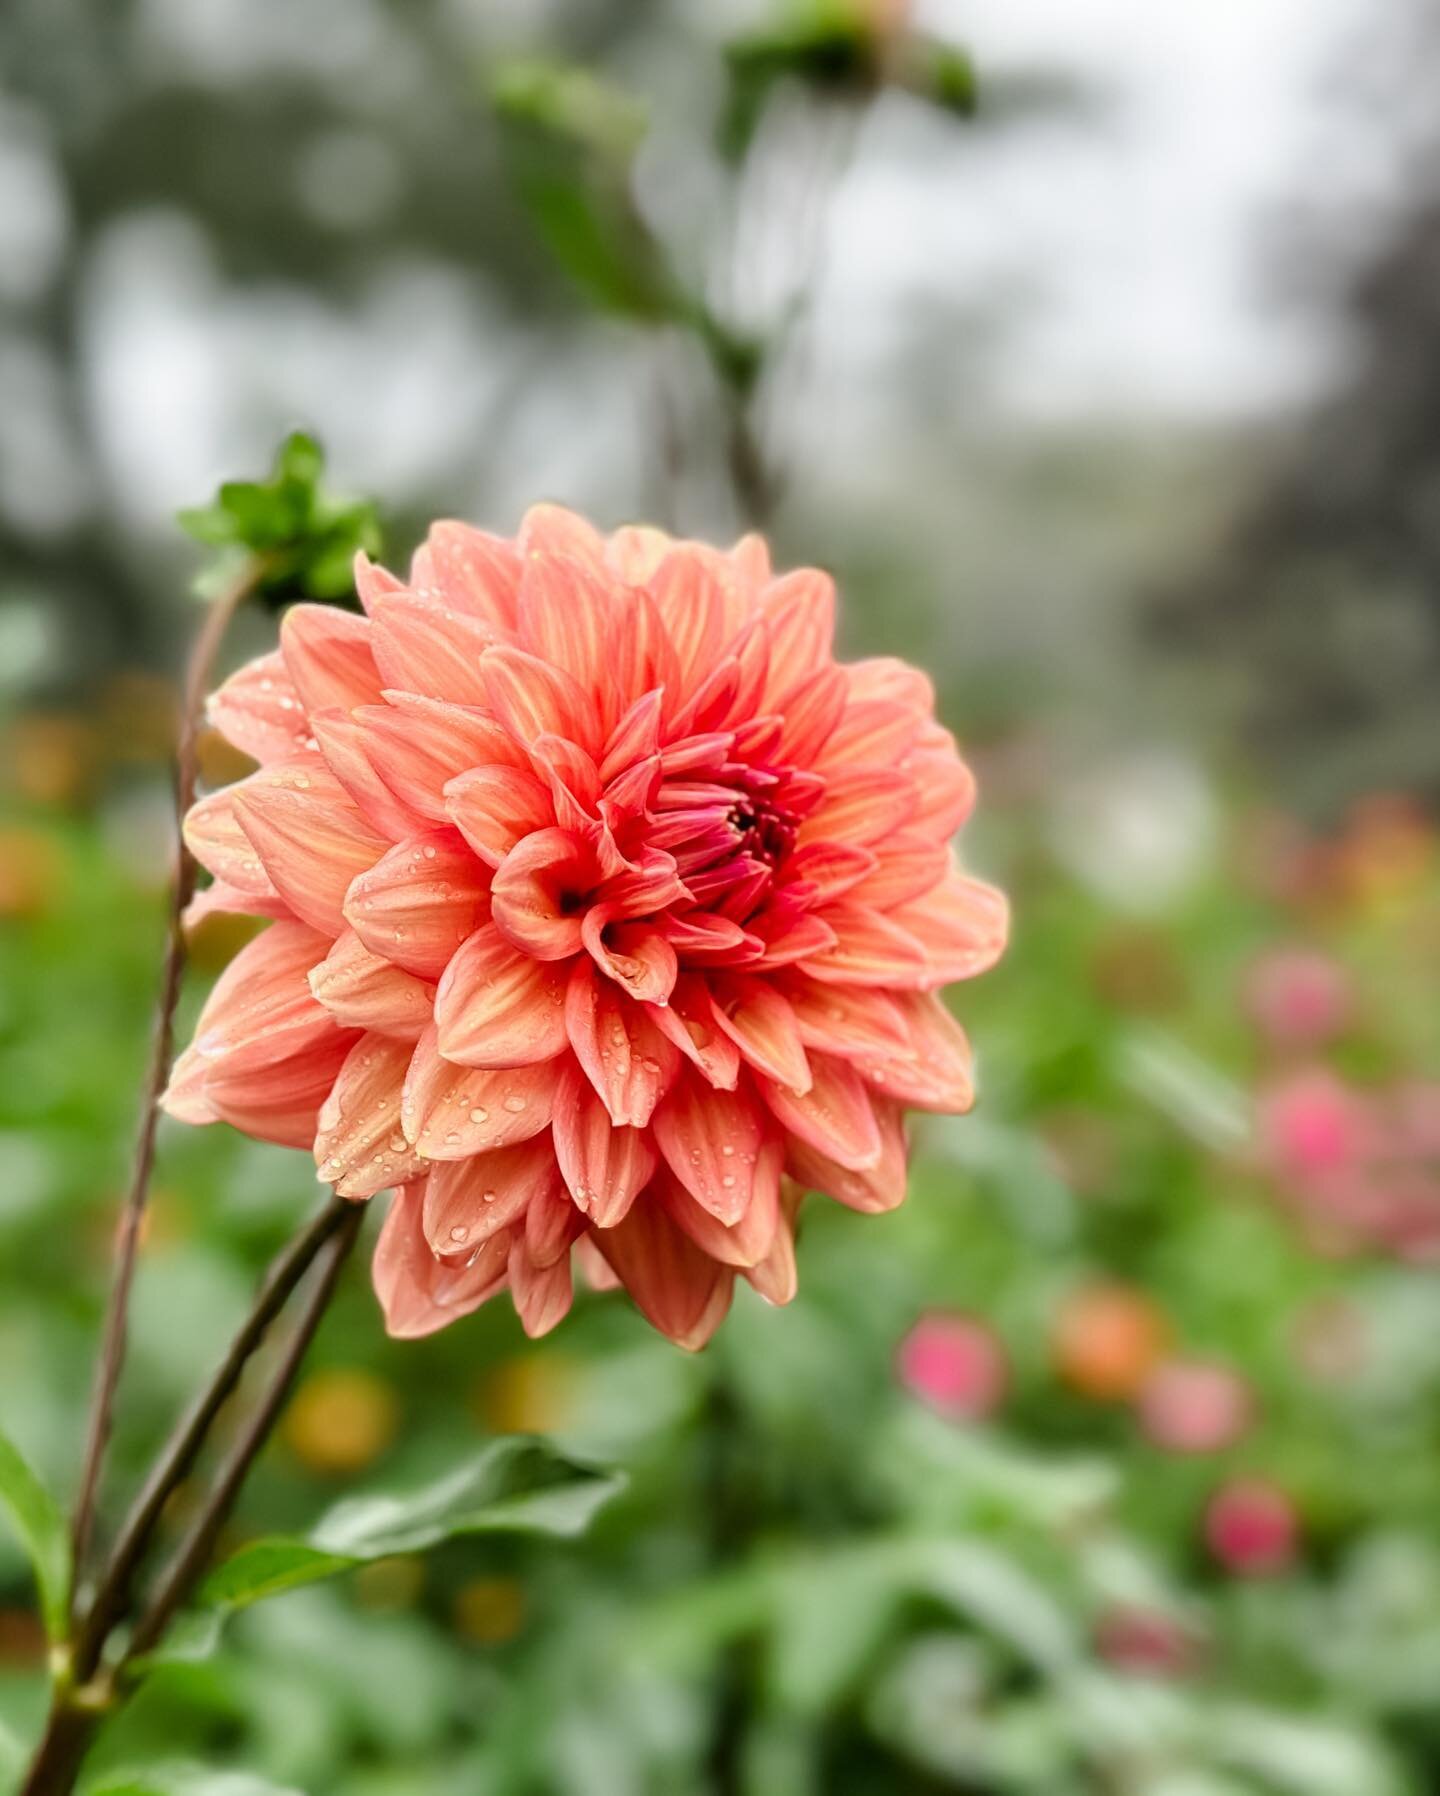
[[825, 0, 1372, 421]]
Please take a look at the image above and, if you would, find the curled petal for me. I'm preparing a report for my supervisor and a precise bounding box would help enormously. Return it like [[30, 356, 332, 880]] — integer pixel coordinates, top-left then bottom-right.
[[519, 502, 608, 569], [308, 929, 433, 1038], [185, 775, 287, 899], [314, 1033, 426, 1198], [310, 707, 422, 841], [655, 1148, 782, 1268], [761, 1053, 882, 1171], [745, 1182, 801, 1306], [508, 1235, 575, 1338], [401, 1025, 558, 1159], [171, 920, 333, 1082], [358, 694, 527, 824], [553, 1063, 656, 1227], [434, 923, 568, 1067], [279, 605, 383, 713], [422, 1137, 559, 1255], [593, 1199, 734, 1350], [233, 763, 390, 936], [200, 1031, 355, 1150], [652, 1072, 769, 1225], [644, 975, 741, 1091], [373, 1184, 509, 1339], [566, 958, 679, 1127], [445, 764, 553, 869], [581, 910, 678, 1006], [343, 832, 489, 979], [709, 975, 811, 1092], [785, 1098, 908, 1213], [890, 874, 1010, 986], [526, 1177, 589, 1267], [490, 828, 596, 961]]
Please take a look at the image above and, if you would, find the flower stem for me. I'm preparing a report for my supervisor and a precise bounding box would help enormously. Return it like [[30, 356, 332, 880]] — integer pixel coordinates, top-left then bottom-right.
[[70, 1192, 356, 1681], [22, 1200, 365, 1796], [69, 557, 266, 1585], [122, 1200, 364, 1665]]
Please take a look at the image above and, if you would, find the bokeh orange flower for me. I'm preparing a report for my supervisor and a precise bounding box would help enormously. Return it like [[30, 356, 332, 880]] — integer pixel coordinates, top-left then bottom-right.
[[163, 508, 1006, 1346]]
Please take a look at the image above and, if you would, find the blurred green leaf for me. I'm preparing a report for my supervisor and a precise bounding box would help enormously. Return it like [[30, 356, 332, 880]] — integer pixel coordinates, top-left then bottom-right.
[[492, 59, 681, 322], [87, 1769, 305, 1796], [178, 432, 382, 605], [721, 7, 874, 162], [201, 1437, 624, 1612], [0, 1422, 70, 1642]]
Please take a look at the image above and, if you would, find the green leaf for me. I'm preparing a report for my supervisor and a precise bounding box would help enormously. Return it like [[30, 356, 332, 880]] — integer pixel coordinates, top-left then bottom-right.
[[200, 1437, 624, 1614], [87, 1769, 305, 1796], [178, 432, 382, 606], [492, 58, 683, 323], [0, 1422, 70, 1642]]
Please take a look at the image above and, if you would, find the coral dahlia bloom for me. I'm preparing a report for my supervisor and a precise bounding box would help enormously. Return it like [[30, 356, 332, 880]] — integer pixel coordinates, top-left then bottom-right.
[[164, 507, 1006, 1346]]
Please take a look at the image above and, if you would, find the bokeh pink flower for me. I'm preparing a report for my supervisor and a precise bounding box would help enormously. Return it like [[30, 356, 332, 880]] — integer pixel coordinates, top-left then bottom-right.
[[1204, 1478, 1298, 1578], [1137, 1359, 1252, 1455], [897, 1312, 1008, 1421], [164, 507, 1006, 1346]]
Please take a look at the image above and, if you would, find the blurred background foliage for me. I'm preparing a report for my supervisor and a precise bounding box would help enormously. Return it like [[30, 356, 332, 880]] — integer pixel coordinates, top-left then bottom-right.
[[3, 0, 1440, 1790]]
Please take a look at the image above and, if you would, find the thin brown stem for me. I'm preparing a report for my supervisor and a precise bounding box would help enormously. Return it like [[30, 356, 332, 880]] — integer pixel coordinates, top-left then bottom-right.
[[70, 558, 265, 1583], [122, 1200, 364, 1665], [71, 1192, 355, 1680]]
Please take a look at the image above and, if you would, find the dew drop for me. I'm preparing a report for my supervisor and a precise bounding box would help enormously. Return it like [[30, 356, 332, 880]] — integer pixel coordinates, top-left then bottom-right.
[[449, 1224, 469, 1244], [481, 1189, 497, 1205], [469, 1106, 489, 1124], [502, 1094, 527, 1114]]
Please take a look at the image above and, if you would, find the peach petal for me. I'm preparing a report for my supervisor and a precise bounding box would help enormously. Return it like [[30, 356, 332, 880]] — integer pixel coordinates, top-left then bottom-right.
[[757, 568, 835, 699], [233, 762, 390, 936], [173, 920, 334, 1082], [785, 1098, 908, 1213], [370, 595, 496, 704], [401, 1025, 559, 1158], [206, 651, 311, 764], [655, 1149, 781, 1268], [581, 911, 679, 1006], [314, 1032, 426, 1198], [802, 903, 928, 988], [526, 1177, 589, 1267], [279, 604, 383, 713], [644, 975, 741, 1091], [552, 1064, 656, 1227], [424, 519, 522, 632], [434, 923, 568, 1067], [481, 644, 602, 756], [566, 958, 680, 1127], [358, 694, 527, 824], [761, 1053, 882, 1171], [373, 1184, 509, 1339], [652, 1072, 769, 1225], [422, 1137, 559, 1255], [593, 1198, 734, 1349], [203, 1029, 356, 1150], [891, 874, 1009, 985], [185, 775, 288, 898], [709, 975, 811, 1092], [517, 555, 620, 726], [309, 706, 423, 841], [444, 763, 554, 869], [784, 980, 911, 1060], [342, 832, 489, 980], [796, 768, 917, 848], [489, 827, 594, 960], [508, 1236, 575, 1339], [308, 929, 433, 1038]]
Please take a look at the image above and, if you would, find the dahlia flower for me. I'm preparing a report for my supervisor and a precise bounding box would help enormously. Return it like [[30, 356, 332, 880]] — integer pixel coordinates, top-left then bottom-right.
[[164, 507, 1006, 1346]]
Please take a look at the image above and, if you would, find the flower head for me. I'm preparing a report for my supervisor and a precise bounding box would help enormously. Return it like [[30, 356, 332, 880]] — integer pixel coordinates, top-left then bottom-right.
[[165, 507, 1006, 1345]]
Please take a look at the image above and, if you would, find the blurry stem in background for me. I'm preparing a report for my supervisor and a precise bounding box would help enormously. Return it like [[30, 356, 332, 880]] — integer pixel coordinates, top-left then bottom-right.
[[68, 554, 269, 1590], [70, 1191, 356, 1678], [20, 1201, 365, 1796]]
